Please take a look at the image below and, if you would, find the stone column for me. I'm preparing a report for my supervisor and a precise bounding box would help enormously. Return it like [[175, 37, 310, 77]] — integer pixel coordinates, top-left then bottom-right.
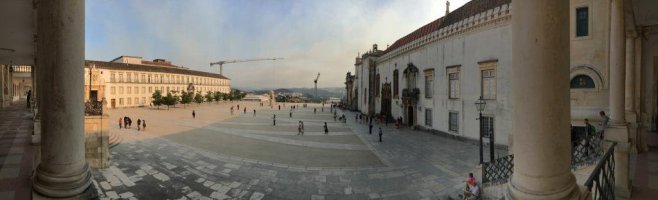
[[625, 33, 636, 113], [507, 0, 579, 199], [605, 0, 632, 197], [33, 0, 93, 198], [609, 0, 626, 125]]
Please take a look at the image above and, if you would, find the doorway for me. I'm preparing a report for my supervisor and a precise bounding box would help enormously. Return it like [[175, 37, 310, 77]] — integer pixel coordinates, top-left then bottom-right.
[[407, 106, 414, 125]]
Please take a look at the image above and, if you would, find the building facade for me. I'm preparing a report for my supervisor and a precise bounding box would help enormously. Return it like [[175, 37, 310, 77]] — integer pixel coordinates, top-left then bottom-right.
[[351, 0, 513, 145], [85, 56, 231, 108]]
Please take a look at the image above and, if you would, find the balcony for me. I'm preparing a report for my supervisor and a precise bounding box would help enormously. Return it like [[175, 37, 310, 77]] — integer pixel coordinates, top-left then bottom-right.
[[401, 88, 420, 104]]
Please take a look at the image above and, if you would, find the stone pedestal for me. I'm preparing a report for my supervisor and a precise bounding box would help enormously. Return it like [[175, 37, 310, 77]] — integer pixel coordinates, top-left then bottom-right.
[[84, 115, 110, 169], [604, 126, 632, 198]]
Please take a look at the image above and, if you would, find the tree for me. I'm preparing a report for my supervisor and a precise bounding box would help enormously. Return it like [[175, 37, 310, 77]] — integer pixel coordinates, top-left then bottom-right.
[[163, 92, 178, 110], [205, 91, 214, 103], [222, 93, 229, 101], [180, 91, 193, 108], [213, 91, 222, 104], [194, 92, 204, 106], [229, 89, 246, 101], [151, 90, 164, 109]]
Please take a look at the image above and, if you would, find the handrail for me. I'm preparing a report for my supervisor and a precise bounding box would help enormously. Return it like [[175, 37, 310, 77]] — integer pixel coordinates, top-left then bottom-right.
[[584, 142, 617, 200]]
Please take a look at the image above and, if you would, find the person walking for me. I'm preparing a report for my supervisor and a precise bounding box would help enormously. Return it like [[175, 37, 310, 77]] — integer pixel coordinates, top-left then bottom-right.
[[378, 127, 383, 142], [244, 107, 246, 114], [324, 122, 329, 134], [301, 121, 304, 135], [253, 109, 256, 117], [192, 110, 196, 118], [128, 117, 132, 128], [26, 90, 31, 108], [119, 118, 123, 129], [237, 104, 240, 110], [314, 108, 317, 114], [278, 105, 281, 110], [298, 121, 302, 135], [137, 119, 141, 131], [369, 123, 373, 134], [124, 116, 129, 129], [273, 114, 276, 126], [142, 120, 146, 131]]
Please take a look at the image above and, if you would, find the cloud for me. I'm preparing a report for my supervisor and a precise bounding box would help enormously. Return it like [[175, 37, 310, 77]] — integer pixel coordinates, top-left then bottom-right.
[[86, 0, 470, 89]]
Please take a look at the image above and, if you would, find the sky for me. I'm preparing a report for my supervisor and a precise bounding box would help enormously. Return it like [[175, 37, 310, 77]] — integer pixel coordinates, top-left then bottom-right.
[[86, 0, 469, 89]]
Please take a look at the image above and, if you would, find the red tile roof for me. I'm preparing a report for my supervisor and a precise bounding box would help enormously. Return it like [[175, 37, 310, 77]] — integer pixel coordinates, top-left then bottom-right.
[[382, 0, 511, 56], [86, 60, 230, 80]]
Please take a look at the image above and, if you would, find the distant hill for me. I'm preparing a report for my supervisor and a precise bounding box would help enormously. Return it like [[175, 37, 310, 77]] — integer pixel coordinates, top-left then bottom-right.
[[248, 87, 345, 99]]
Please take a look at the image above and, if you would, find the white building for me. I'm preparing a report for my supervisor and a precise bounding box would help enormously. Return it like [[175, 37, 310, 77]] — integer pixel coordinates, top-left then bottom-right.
[[352, 0, 513, 145]]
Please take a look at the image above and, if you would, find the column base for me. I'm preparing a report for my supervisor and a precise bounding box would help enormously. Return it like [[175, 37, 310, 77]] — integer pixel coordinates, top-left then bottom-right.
[[33, 164, 94, 198], [33, 183, 98, 200], [506, 174, 581, 200]]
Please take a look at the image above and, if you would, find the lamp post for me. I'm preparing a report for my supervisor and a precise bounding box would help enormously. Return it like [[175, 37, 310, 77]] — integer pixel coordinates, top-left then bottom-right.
[[475, 96, 486, 164]]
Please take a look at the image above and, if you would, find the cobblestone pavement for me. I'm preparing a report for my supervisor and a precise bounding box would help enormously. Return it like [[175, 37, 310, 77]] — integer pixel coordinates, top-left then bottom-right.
[[0, 102, 33, 200], [92, 102, 504, 200]]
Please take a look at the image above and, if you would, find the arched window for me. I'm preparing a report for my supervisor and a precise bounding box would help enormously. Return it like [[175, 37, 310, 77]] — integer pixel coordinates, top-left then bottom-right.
[[393, 70, 399, 97], [570, 75, 595, 88]]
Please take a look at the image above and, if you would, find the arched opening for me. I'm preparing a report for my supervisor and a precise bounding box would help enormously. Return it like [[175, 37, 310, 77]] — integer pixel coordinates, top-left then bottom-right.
[[570, 75, 595, 89]]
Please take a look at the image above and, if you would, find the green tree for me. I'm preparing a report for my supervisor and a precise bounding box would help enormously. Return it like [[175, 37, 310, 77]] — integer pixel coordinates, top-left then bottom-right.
[[151, 90, 164, 109], [205, 91, 214, 103], [222, 93, 229, 101], [163, 92, 178, 110], [180, 91, 193, 108], [213, 91, 222, 104], [194, 92, 204, 106]]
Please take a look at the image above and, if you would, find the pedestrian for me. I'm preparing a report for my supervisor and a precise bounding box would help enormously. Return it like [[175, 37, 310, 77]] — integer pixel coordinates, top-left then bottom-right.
[[119, 118, 123, 129], [322, 107, 324, 112], [244, 107, 246, 114], [137, 119, 141, 131], [301, 121, 304, 135], [142, 120, 146, 131], [26, 90, 31, 108], [230, 106, 234, 115], [314, 108, 317, 114], [324, 122, 329, 134], [128, 117, 132, 128], [290, 111, 293, 118], [599, 111, 610, 137], [298, 121, 302, 135], [253, 109, 256, 117], [273, 114, 276, 126], [369, 123, 373, 134], [378, 127, 383, 142], [123, 116, 128, 129], [192, 110, 196, 118], [278, 105, 281, 110], [237, 104, 240, 110]]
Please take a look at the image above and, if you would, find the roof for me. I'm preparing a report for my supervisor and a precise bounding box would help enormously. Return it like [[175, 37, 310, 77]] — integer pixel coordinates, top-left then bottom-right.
[[86, 60, 230, 80], [382, 0, 511, 56]]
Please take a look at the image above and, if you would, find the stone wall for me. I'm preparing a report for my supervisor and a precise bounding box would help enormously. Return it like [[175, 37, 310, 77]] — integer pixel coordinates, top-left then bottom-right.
[[84, 115, 110, 169]]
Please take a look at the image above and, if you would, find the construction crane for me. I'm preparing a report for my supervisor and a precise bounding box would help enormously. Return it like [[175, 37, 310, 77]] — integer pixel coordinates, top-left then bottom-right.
[[313, 73, 320, 99], [209, 57, 284, 75]]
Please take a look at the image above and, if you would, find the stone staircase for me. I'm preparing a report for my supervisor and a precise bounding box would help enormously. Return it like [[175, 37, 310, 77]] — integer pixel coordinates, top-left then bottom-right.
[[108, 131, 122, 149]]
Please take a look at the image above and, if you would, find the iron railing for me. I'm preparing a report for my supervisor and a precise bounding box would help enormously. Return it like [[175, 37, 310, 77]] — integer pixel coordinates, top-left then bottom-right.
[[584, 142, 616, 200], [84, 100, 103, 116], [482, 154, 514, 185], [571, 135, 604, 169]]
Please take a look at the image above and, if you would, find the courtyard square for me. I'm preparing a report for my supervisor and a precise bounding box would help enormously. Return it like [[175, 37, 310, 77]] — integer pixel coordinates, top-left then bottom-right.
[[91, 102, 500, 199]]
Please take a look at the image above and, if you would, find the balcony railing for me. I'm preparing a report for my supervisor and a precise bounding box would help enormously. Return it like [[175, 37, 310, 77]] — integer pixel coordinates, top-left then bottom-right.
[[401, 88, 420, 103], [571, 135, 604, 169], [482, 154, 514, 185], [584, 142, 616, 200], [84, 100, 104, 116]]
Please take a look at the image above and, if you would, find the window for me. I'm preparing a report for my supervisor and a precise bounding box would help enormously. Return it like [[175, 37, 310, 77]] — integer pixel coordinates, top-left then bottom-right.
[[135, 97, 139, 105], [134, 87, 138, 95], [482, 116, 494, 138], [119, 98, 124, 105], [393, 70, 399, 97], [570, 75, 595, 88], [118, 73, 124, 82], [364, 88, 367, 104], [481, 69, 496, 99], [127, 98, 132, 105], [110, 73, 116, 82], [480, 61, 497, 99], [142, 87, 145, 94], [149, 87, 152, 93], [141, 74, 145, 83], [576, 7, 589, 37], [142, 97, 146, 104], [449, 112, 459, 132], [448, 67, 460, 99], [424, 69, 434, 98], [127, 87, 132, 94], [111, 87, 116, 95], [119, 87, 124, 94], [148, 75, 152, 83], [425, 109, 432, 127], [127, 73, 132, 82]]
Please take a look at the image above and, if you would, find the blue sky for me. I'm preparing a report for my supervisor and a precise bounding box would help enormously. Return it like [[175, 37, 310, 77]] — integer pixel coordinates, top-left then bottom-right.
[[86, 0, 468, 89]]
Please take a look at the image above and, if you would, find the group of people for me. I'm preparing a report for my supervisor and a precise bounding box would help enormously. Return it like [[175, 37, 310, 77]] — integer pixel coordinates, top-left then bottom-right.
[[460, 173, 481, 199], [119, 116, 146, 131]]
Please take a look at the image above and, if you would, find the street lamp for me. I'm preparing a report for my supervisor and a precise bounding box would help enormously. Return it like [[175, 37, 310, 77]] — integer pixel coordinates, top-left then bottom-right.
[[475, 96, 486, 164]]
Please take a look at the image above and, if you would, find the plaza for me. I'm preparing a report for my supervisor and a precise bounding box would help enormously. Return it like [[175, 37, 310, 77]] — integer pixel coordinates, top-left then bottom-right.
[[93, 102, 497, 199]]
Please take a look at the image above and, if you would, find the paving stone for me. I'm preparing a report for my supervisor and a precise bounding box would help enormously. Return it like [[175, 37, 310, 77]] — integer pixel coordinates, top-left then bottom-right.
[[105, 191, 119, 199]]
